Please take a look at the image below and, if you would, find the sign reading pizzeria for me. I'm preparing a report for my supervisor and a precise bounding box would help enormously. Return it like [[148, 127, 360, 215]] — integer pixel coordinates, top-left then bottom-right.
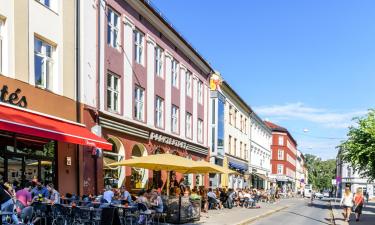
[[149, 132, 187, 149], [0, 85, 28, 108]]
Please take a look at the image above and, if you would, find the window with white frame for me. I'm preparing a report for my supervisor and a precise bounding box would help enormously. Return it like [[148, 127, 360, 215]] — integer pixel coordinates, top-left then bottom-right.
[[197, 80, 203, 104], [234, 138, 237, 156], [134, 29, 144, 65], [155, 96, 164, 128], [107, 8, 119, 48], [34, 37, 54, 90], [228, 135, 232, 155], [244, 144, 247, 159], [155, 46, 163, 77], [277, 164, 284, 174], [171, 59, 178, 88], [240, 115, 243, 131], [134, 86, 144, 121], [234, 110, 238, 128], [186, 71, 192, 97], [240, 141, 243, 158], [106, 72, 120, 112], [0, 19, 4, 74], [186, 113, 192, 138], [171, 105, 179, 133], [198, 119, 203, 143], [278, 136, 284, 146], [278, 149, 284, 160]]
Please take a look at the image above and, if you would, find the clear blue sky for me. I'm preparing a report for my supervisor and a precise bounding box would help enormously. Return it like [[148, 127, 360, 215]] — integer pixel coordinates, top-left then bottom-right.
[[152, 0, 375, 159]]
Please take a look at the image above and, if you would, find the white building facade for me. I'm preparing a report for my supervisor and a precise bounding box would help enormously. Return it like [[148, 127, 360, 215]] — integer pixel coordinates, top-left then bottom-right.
[[249, 114, 272, 189], [337, 151, 375, 199], [295, 150, 307, 193]]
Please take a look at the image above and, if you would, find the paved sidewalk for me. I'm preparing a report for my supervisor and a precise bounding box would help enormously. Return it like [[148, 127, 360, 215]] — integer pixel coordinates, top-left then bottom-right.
[[331, 199, 375, 225], [188, 198, 302, 225]]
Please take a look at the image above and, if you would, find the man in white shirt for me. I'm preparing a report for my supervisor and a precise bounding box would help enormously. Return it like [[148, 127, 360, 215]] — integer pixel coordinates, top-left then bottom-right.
[[103, 185, 114, 204]]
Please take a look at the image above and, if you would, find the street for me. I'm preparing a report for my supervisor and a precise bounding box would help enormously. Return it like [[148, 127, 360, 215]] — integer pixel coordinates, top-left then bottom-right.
[[251, 199, 333, 225]]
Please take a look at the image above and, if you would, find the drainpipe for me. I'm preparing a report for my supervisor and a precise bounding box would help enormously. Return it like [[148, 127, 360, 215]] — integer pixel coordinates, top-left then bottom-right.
[[75, 0, 81, 197]]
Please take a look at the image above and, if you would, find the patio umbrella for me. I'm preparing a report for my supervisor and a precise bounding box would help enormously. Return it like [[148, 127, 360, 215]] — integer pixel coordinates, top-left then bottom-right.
[[27, 161, 52, 166], [189, 160, 240, 175], [107, 153, 196, 195]]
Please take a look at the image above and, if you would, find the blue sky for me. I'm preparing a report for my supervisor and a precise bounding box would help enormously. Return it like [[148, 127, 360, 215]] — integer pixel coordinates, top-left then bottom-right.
[[151, 0, 375, 159]]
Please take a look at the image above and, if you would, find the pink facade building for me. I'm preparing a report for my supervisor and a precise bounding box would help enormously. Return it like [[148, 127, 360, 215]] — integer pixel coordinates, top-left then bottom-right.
[[81, 0, 214, 193]]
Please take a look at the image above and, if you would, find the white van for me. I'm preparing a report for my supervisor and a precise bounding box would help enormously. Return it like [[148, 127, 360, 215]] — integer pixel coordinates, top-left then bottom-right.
[[304, 184, 312, 198]]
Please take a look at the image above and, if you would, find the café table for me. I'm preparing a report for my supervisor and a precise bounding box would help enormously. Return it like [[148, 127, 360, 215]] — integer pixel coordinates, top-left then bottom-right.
[[111, 204, 138, 225]]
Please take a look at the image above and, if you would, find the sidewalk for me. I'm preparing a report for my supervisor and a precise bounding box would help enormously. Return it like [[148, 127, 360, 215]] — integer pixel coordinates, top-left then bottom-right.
[[188, 198, 300, 225], [331, 199, 375, 225]]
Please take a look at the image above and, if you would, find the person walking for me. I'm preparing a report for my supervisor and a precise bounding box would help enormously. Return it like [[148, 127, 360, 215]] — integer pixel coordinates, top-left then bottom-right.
[[340, 187, 354, 222], [353, 188, 365, 222]]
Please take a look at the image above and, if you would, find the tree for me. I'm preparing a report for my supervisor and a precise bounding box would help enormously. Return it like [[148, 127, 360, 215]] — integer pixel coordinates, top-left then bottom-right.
[[304, 154, 336, 191], [339, 109, 375, 181]]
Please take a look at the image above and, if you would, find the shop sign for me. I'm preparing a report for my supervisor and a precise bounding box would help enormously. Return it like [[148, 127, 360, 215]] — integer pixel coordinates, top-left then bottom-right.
[[149, 132, 187, 149], [0, 85, 28, 108]]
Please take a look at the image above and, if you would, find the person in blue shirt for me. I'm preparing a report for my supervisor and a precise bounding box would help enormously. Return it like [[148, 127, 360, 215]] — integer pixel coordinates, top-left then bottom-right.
[[31, 182, 49, 200]]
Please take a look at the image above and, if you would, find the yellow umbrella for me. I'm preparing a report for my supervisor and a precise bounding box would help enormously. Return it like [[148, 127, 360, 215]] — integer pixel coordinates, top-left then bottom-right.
[[108, 153, 196, 195], [27, 161, 52, 166], [189, 160, 240, 175]]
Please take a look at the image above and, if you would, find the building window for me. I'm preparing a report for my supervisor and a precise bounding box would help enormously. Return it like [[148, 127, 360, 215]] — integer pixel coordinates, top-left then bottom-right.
[[234, 110, 238, 128], [228, 135, 232, 155], [106, 72, 120, 112], [0, 19, 4, 74], [244, 118, 247, 134], [171, 59, 178, 88], [107, 8, 119, 48], [198, 80, 203, 104], [34, 37, 54, 90], [155, 46, 163, 77], [134, 86, 144, 121], [186, 113, 192, 139], [240, 115, 243, 131], [347, 166, 351, 177], [278, 136, 284, 146], [186, 71, 192, 97], [277, 164, 284, 174], [240, 141, 243, 158], [155, 96, 164, 128], [171, 105, 179, 133], [229, 105, 233, 125], [197, 119, 203, 143], [134, 29, 144, 65], [234, 138, 237, 156], [244, 144, 247, 159], [278, 149, 284, 160]]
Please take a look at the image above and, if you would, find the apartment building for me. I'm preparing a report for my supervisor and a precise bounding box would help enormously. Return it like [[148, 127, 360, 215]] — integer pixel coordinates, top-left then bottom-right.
[[249, 113, 272, 189], [80, 0, 214, 191], [265, 121, 297, 191]]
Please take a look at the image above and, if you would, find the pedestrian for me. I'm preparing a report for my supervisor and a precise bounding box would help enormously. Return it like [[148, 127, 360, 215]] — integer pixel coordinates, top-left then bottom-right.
[[365, 191, 369, 203], [340, 187, 354, 222], [353, 188, 365, 222], [0, 183, 20, 224]]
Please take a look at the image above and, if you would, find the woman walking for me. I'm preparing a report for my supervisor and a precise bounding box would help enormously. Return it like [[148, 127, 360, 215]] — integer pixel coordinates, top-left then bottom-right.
[[340, 187, 354, 222], [353, 188, 365, 222]]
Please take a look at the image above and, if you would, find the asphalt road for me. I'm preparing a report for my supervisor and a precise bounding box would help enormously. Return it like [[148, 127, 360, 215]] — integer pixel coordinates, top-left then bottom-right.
[[251, 198, 333, 225]]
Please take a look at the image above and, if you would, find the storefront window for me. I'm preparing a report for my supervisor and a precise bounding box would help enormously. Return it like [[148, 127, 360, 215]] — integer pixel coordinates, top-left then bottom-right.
[[0, 131, 56, 188], [103, 138, 125, 188], [131, 144, 148, 189]]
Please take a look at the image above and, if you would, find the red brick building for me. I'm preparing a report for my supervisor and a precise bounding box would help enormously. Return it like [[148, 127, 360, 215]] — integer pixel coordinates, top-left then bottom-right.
[[265, 121, 297, 191]]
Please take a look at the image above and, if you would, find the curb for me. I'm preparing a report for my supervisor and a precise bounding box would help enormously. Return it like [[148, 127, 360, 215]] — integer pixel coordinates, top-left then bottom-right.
[[236, 205, 289, 225]]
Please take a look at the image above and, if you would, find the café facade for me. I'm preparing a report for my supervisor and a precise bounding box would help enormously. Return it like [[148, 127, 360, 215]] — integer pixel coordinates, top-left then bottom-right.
[[0, 75, 112, 196]]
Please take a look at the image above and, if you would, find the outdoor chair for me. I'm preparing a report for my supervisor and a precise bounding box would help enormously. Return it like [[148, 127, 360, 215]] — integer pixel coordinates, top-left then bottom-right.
[[51, 204, 70, 225], [137, 203, 154, 225], [207, 197, 218, 210], [153, 204, 167, 224], [71, 206, 92, 225], [20, 206, 33, 224], [32, 202, 49, 225]]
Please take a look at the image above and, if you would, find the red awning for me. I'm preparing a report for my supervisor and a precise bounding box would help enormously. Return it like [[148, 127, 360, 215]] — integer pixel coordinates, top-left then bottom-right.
[[0, 103, 112, 150]]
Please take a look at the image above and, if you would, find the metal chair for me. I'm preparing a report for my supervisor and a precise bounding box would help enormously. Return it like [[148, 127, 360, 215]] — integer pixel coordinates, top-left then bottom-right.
[[137, 203, 154, 225], [31, 202, 49, 225], [51, 204, 70, 225]]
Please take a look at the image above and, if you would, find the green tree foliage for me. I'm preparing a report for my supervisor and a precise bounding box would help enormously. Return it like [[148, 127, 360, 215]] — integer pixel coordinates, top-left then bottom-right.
[[339, 109, 375, 181], [304, 154, 336, 191]]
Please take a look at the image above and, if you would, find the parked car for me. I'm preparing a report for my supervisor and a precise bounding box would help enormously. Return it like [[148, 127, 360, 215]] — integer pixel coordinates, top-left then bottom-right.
[[315, 192, 324, 199], [323, 191, 330, 198]]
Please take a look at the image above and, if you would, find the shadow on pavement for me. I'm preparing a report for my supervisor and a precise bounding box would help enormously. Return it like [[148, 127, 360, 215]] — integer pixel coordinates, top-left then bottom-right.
[[348, 201, 375, 225], [285, 211, 332, 225]]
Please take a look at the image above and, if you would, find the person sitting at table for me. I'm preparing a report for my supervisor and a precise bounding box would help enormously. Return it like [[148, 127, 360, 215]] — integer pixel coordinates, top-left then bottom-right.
[[120, 186, 132, 204], [0, 182, 20, 224], [46, 183, 60, 204], [150, 189, 163, 213], [102, 185, 114, 204], [183, 186, 191, 197], [16, 182, 33, 208], [174, 187, 181, 197], [207, 188, 222, 209], [31, 182, 49, 199], [190, 189, 201, 200]]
